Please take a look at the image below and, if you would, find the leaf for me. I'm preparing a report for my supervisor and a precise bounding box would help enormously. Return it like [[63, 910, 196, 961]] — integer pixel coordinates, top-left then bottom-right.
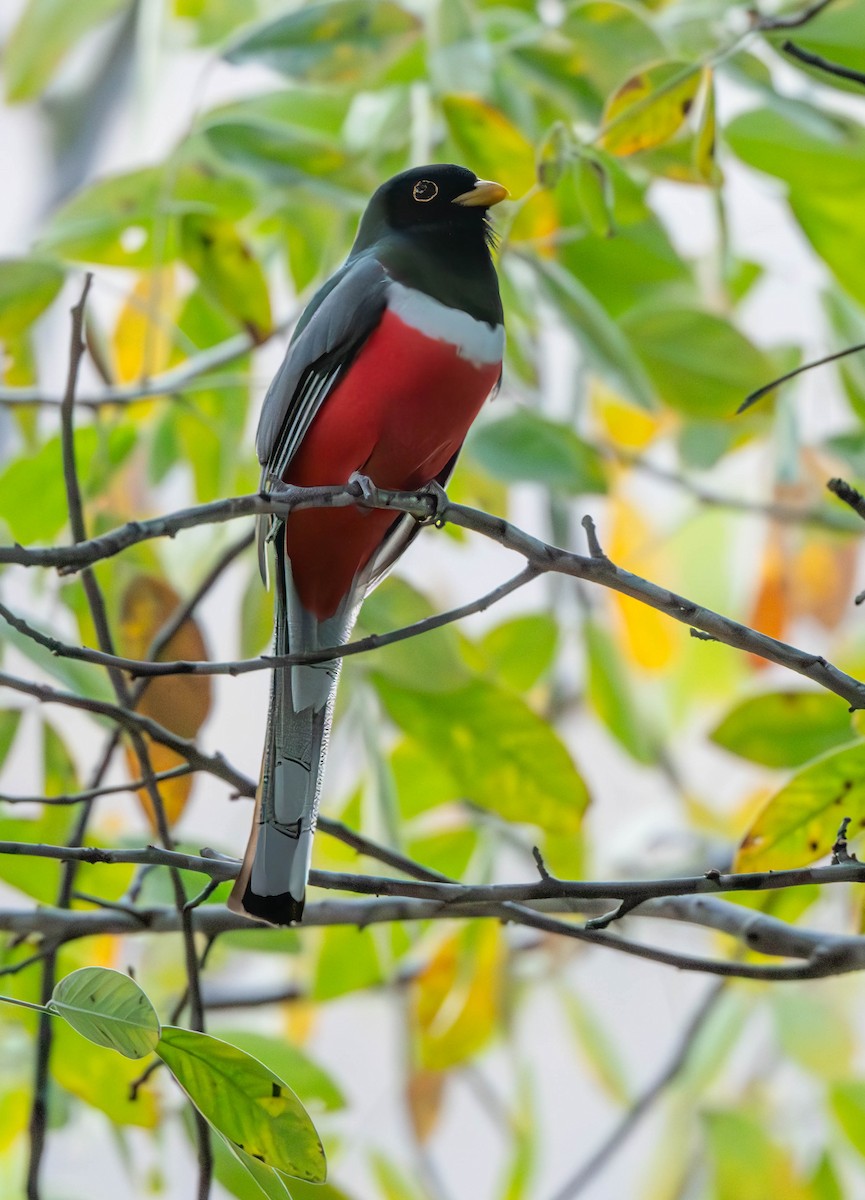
[[38, 163, 255, 267], [558, 1, 665, 102], [313, 925, 384, 1001], [703, 1109, 812, 1200], [156, 1026, 326, 1182], [51, 1017, 160, 1126], [375, 677, 589, 834], [0, 711, 22, 771], [50, 967, 161, 1059], [0, 259, 64, 335], [224, 0, 421, 83], [181, 216, 272, 342], [119, 575, 212, 828], [210, 1031, 345, 1113], [711, 692, 856, 768], [561, 987, 630, 1105], [694, 69, 720, 183], [240, 564, 275, 659], [584, 618, 656, 763], [412, 922, 503, 1070], [532, 257, 656, 410], [830, 1080, 865, 1157], [735, 741, 865, 872], [201, 91, 355, 190], [112, 269, 177, 384], [468, 410, 607, 495], [4, 0, 126, 102], [769, 1, 865, 92], [352, 577, 467, 694], [773, 991, 853, 1079], [476, 614, 558, 692], [725, 105, 865, 193], [600, 61, 705, 157], [621, 305, 771, 419], [442, 94, 536, 198]]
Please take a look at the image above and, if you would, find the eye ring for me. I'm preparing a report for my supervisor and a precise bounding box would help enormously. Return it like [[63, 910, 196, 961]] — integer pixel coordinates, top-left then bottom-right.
[[412, 179, 439, 203]]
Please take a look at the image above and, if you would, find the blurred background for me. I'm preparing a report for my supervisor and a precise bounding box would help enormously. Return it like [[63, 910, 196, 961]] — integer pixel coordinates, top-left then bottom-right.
[[3, 1, 865, 1198]]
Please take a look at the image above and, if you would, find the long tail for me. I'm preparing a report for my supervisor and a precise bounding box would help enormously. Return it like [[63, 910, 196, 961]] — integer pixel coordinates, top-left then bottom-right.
[[228, 530, 348, 925]]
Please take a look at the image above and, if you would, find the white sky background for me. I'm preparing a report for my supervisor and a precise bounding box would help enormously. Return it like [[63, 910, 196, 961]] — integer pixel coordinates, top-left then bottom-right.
[[3, 3, 865, 1199]]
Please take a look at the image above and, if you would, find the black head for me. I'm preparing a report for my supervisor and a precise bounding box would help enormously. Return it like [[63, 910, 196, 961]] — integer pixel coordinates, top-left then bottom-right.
[[352, 164, 508, 255]]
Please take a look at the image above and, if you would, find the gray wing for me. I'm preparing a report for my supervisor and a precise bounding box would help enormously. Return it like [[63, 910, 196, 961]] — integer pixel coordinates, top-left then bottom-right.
[[256, 254, 390, 476]]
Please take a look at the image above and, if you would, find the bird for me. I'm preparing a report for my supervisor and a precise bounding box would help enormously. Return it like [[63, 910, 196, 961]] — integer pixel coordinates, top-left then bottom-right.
[[228, 164, 508, 925]]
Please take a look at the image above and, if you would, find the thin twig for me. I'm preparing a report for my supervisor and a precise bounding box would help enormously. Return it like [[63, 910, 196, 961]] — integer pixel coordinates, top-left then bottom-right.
[[752, 0, 837, 31], [781, 39, 865, 86], [546, 983, 725, 1200]]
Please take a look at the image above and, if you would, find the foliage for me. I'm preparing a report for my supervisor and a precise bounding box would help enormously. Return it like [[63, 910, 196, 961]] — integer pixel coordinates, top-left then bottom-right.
[[2, 0, 865, 1198]]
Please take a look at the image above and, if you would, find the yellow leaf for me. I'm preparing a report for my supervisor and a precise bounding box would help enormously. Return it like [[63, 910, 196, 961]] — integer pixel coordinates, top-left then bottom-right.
[[735, 742, 865, 872], [112, 269, 176, 385], [119, 575, 212, 829], [747, 535, 787, 670], [599, 61, 705, 157], [442, 94, 537, 198], [607, 497, 677, 670], [694, 69, 721, 184], [412, 922, 503, 1071], [790, 538, 856, 628], [591, 382, 665, 450]]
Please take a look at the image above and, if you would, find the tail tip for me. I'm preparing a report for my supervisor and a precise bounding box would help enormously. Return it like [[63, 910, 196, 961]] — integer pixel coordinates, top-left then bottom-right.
[[228, 885, 305, 927]]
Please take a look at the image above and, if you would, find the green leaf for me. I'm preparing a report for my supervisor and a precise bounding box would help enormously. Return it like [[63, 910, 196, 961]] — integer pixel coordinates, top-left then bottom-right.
[[375, 677, 589, 834], [156, 1026, 326, 1182], [240, 566, 274, 659], [725, 105, 865, 192], [4, 0, 126, 102], [0, 423, 135, 544], [0, 259, 64, 335], [180, 216, 272, 342], [531, 257, 656, 409], [0, 711, 22, 772], [52, 1018, 160, 1127], [711, 692, 855, 768], [830, 1080, 865, 1157], [621, 305, 771, 418], [221, 1139, 294, 1200], [201, 92, 355, 190], [703, 1109, 809, 1200], [561, 987, 630, 1105], [735, 741, 865, 872], [476, 614, 558, 692], [584, 618, 655, 763], [50, 967, 161, 1059], [773, 991, 853, 1079], [210, 1031, 345, 1113], [559, 1, 665, 102], [224, 1, 421, 84], [469, 410, 607, 495], [599, 61, 704, 157], [352, 578, 467, 693], [38, 163, 255, 267], [314, 925, 384, 1001]]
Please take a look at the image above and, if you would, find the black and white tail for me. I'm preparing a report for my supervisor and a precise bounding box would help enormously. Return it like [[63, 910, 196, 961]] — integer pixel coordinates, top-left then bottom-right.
[[228, 531, 349, 925]]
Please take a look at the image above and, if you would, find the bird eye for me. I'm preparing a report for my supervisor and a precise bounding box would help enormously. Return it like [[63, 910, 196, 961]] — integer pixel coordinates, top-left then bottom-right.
[[412, 179, 439, 203]]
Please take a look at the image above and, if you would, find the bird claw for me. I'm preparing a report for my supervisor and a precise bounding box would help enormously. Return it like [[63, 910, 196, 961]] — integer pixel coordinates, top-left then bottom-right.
[[348, 471, 378, 508], [418, 479, 449, 527]]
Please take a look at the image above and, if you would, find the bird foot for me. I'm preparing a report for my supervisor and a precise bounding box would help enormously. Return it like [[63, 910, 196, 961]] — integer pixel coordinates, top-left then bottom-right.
[[418, 479, 449, 527], [348, 471, 378, 510]]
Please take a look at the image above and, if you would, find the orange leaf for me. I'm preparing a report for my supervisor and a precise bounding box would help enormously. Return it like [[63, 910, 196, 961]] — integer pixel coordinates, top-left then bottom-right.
[[120, 575, 212, 829]]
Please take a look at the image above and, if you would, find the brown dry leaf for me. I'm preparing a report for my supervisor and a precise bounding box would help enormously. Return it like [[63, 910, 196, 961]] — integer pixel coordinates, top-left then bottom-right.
[[120, 575, 211, 829], [406, 1068, 447, 1143]]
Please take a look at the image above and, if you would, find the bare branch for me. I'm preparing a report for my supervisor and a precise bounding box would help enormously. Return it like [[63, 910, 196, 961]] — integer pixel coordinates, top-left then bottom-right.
[[752, 0, 838, 32]]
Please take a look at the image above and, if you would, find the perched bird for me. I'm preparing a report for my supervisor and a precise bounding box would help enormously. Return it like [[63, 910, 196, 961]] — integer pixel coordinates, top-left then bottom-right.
[[228, 164, 507, 925]]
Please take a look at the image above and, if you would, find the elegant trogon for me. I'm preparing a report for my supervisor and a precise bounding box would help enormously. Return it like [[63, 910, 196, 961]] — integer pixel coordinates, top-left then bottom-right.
[[228, 164, 507, 925]]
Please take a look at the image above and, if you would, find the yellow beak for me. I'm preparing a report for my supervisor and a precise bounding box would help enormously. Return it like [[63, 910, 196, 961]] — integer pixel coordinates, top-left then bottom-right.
[[452, 179, 510, 208]]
